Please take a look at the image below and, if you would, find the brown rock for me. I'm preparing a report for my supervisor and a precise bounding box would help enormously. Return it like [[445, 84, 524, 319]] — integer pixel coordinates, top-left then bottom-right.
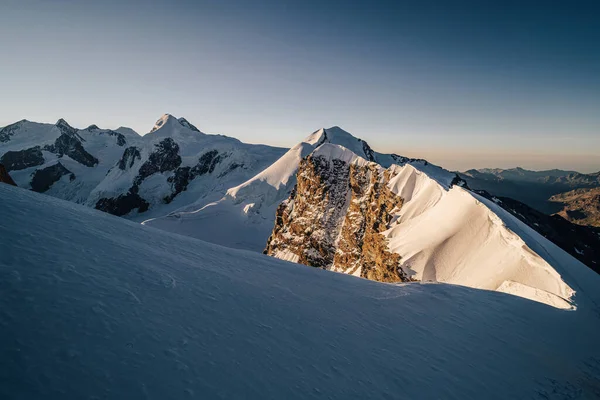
[[265, 154, 409, 283]]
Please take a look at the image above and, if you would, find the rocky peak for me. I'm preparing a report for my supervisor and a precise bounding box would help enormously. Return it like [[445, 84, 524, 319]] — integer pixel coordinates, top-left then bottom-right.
[[55, 118, 78, 136], [264, 145, 409, 282]]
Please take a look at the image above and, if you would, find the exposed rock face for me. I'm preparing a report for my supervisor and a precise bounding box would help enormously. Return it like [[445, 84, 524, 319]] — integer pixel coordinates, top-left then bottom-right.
[[95, 191, 149, 216], [118, 147, 142, 170], [30, 162, 74, 193], [44, 131, 99, 167], [97, 140, 227, 213], [0, 164, 17, 186], [0, 146, 45, 171], [265, 153, 408, 282], [134, 138, 181, 186], [95, 139, 178, 216], [333, 166, 405, 281], [164, 150, 226, 203], [473, 190, 600, 274]]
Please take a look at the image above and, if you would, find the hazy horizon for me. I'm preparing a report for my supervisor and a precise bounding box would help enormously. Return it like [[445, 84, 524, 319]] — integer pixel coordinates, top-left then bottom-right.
[[2, 0, 599, 172]]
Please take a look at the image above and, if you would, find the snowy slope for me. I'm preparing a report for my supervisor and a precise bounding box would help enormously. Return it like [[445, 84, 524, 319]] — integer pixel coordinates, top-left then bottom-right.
[[2, 184, 600, 399], [382, 162, 594, 309], [143, 126, 432, 250]]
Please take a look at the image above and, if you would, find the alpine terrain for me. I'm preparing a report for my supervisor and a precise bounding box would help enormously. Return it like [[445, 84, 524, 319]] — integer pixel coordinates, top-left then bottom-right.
[[2, 121, 597, 308], [146, 127, 593, 309], [0, 115, 286, 220]]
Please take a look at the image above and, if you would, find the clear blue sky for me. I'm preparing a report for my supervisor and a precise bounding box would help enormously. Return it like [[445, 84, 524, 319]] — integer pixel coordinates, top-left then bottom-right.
[[1, 0, 599, 172]]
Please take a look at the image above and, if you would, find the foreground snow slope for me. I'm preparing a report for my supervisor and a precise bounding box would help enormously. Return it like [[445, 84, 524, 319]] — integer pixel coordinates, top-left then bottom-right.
[[2, 185, 600, 399]]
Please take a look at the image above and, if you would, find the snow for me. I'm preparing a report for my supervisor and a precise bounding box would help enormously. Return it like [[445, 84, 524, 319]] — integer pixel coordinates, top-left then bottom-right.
[[383, 163, 595, 309], [2, 184, 600, 399]]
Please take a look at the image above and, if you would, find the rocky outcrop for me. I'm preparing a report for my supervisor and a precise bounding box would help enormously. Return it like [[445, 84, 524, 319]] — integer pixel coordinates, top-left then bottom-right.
[[118, 147, 142, 170], [95, 191, 149, 216], [0, 164, 17, 186], [164, 150, 226, 203], [134, 138, 181, 186], [333, 166, 405, 281], [265, 152, 409, 282], [98, 138, 213, 212], [44, 131, 99, 167], [1, 146, 45, 171], [30, 162, 74, 193], [94, 139, 179, 216]]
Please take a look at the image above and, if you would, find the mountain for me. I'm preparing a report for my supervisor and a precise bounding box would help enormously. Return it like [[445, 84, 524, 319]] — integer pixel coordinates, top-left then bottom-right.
[[264, 143, 581, 309], [146, 127, 590, 309], [0, 118, 139, 203], [88, 114, 286, 219], [143, 127, 431, 251], [459, 167, 600, 214], [550, 187, 600, 227], [0, 115, 287, 219], [3, 183, 600, 399]]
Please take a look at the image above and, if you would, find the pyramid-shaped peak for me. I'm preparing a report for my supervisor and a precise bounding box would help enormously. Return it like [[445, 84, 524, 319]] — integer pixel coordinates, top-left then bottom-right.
[[150, 114, 202, 134], [150, 114, 177, 133], [55, 118, 72, 128], [55, 118, 78, 135]]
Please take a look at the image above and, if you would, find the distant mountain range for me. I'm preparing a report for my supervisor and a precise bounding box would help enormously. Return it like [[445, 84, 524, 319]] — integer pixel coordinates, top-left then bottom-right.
[[459, 167, 600, 215], [550, 187, 600, 227]]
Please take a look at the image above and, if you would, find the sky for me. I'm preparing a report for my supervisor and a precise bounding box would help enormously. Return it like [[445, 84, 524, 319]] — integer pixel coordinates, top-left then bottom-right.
[[1, 0, 599, 172]]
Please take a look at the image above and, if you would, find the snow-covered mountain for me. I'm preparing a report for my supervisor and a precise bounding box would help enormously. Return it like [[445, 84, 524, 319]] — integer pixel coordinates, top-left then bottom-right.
[[0, 118, 140, 203], [143, 126, 430, 250], [0, 115, 287, 219], [2, 183, 600, 399], [88, 114, 286, 219], [3, 120, 595, 309], [264, 143, 584, 309], [146, 127, 592, 309]]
